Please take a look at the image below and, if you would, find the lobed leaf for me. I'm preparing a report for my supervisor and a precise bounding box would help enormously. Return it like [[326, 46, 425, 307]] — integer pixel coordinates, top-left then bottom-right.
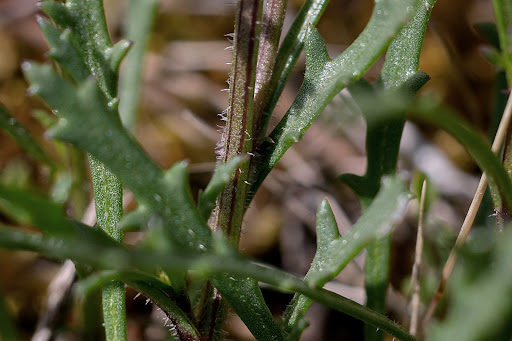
[[40, 0, 129, 99], [257, 0, 331, 138], [249, 0, 419, 198], [37, 16, 89, 82], [380, 0, 437, 89], [342, 0, 436, 206], [279, 199, 339, 337], [23, 62, 212, 249], [339, 5, 435, 338], [280, 177, 410, 335], [23, 62, 280, 340], [0, 223, 416, 341]]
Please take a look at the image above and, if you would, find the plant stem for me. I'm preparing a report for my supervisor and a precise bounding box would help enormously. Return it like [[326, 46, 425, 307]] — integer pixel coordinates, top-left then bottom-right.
[[364, 236, 391, 341], [89, 156, 126, 341], [213, 0, 261, 245], [200, 0, 262, 338], [252, 0, 287, 139], [409, 180, 426, 336]]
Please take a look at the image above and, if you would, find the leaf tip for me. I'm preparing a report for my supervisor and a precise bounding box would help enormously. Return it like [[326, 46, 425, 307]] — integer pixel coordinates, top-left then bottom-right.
[[316, 198, 340, 243], [304, 26, 330, 78]]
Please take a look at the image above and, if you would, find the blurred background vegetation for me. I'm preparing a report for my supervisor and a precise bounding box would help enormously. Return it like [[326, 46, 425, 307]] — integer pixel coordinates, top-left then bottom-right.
[[0, 0, 502, 339]]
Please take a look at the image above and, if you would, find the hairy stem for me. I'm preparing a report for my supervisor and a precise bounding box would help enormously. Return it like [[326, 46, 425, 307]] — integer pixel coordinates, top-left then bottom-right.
[[200, 0, 263, 338], [213, 0, 261, 244], [253, 0, 287, 139]]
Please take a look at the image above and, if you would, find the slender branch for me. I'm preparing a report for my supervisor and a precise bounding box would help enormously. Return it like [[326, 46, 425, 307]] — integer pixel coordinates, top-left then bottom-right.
[[422, 92, 512, 327], [409, 180, 426, 336]]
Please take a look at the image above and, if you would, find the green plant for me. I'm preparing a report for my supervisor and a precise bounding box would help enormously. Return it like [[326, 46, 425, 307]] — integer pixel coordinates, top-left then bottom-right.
[[1, 0, 512, 340]]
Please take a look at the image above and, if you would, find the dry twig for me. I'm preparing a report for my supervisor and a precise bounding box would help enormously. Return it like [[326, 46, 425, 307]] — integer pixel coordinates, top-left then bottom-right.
[[409, 180, 427, 336], [422, 92, 512, 328]]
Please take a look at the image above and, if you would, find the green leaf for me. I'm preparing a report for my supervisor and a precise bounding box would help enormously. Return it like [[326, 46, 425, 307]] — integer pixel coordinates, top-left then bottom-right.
[[379, 0, 436, 89], [77, 270, 201, 340], [341, 0, 436, 206], [0, 188, 127, 265], [89, 155, 123, 242], [37, 3, 129, 336], [280, 199, 339, 338], [0, 103, 54, 168], [23, 60, 282, 340], [0, 184, 69, 236], [161, 163, 213, 249], [23, 63, 213, 249], [426, 229, 512, 341], [408, 99, 512, 213], [118, 0, 159, 131], [40, 0, 123, 99], [280, 177, 410, 336], [258, 0, 331, 138], [198, 156, 244, 221], [0, 225, 416, 341], [339, 6, 435, 339], [118, 205, 151, 231], [210, 275, 284, 341], [249, 0, 418, 199], [0, 180, 403, 341], [37, 16, 89, 82], [341, 77, 409, 207]]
